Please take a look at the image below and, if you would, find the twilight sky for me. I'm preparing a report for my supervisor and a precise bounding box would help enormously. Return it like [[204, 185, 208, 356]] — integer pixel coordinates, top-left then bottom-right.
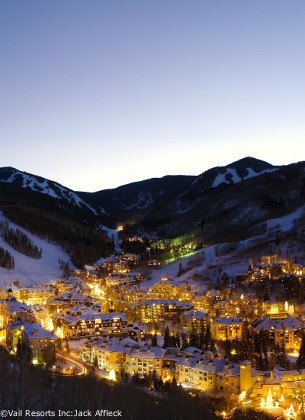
[[0, 0, 304, 192]]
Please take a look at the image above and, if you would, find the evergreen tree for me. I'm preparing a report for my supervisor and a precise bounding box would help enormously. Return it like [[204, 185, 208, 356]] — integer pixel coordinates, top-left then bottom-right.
[[222, 340, 232, 359], [239, 325, 254, 362], [131, 372, 140, 386], [180, 332, 188, 350], [205, 322, 214, 351], [151, 333, 158, 347], [0, 246, 15, 269], [24, 344, 33, 363], [189, 330, 199, 348], [64, 339, 70, 353], [177, 262, 183, 277], [152, 369, 163, 391], [16, 337, 32, 362], [163, 326, 170, 349], [199, 324, 206, 349], [268, 346, 277, 370], [56, 338, 63, 352], [16, 337, 23, 358], [63, 263, 71, 278], [93, 356, 99, 368], [277, 344, 289, 370], [297, 332, 305, 370], [115, 365, 128, 383], [45, 343, 56, 367]]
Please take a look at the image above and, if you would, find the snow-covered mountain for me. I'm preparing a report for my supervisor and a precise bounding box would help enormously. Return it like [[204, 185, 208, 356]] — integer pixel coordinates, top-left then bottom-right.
[[189, 156, 278, 192], [80, 157, 305, 251], [1, 157, 305, 273], [79, 157, 279, 217], [0, 167, 99, 215], [0, 168, 114, 268], [0, 157, 279, 220]]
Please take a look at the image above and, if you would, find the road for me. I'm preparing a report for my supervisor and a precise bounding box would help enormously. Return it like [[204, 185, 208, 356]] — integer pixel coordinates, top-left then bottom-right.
[[56, 352, 92, 376]]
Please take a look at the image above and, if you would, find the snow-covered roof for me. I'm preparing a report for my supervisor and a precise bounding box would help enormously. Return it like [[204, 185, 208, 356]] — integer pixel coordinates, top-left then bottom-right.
[[22, 321, 57, 340], [82, 336, 136, 354], [4, 299, 35, 316], [135, 299, 192, 308], [176, 355, 240, 376], [181, 310, 208, 318], [52, 312, 126, 324], [128, 346, 166, 359], [253, 313, 305, 331], [213, 315, 243, 325]]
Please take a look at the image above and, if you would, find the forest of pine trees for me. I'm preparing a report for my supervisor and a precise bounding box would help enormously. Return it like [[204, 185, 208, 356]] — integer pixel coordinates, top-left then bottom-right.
[[0, 245, 15, 269], [162, 324, 215, 352], [0, 220, 42, 259], [2, 208, 113, 267]]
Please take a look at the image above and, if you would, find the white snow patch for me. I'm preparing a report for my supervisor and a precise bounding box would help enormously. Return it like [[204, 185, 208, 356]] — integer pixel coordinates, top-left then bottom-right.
[[141, 246, 216, 293], [243, 167, 276, 179], [230, 204, 261, 225], [124, 191, 155, 210], [100, 225, 121, 253], [212, 167, 276, 188], [266, 207, 305, 232], [175, 207, 191, 215], [99, 207, 107, 215]]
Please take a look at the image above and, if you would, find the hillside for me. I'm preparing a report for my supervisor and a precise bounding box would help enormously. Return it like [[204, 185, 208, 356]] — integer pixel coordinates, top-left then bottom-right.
[[1, 157, 305, 272], [0, 169, 114, 268], [0, 167, 99, 214], [110, 159, 305, 249], [79, 175, 195, 217], [0, 212, 75, 286]]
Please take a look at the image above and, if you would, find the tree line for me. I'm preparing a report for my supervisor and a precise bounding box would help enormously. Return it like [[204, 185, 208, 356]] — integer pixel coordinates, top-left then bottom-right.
[[160, 324, 215, 353], [0, 245, 15, 269], [2, 207, 113, 268], [0, 220, 42, 259]]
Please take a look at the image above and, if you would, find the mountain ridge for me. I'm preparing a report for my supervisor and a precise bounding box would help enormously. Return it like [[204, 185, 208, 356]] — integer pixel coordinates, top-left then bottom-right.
[[0, 166, 100, 215], [1, 157, 304, 268], [78, 156, 278, 217], [0, 157, 278, 210]]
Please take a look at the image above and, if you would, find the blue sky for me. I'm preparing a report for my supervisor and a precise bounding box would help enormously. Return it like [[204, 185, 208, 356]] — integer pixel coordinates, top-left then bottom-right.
[[0, 0, 304, 192]]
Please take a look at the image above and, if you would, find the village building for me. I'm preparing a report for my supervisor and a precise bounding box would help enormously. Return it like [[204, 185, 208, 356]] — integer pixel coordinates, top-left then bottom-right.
[[21, 321, 57, 364], [212, 315, 244, 341], [125, 346, 166, 377], [151, 278, 187, 299], [181, 310, 209, 334], [81, 336, 134, 372], [6, 320, 57, 364], [46, 290, 94, 314], [52, 311, 127, 339], [134, 299, 193, 323], [175, 354, 240, 393], [252, 312, 305, 350], [1, 298, 36, 327]]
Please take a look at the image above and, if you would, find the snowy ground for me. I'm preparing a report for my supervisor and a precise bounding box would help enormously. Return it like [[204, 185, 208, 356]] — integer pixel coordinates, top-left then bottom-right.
[[266, 206, 305, 232], [140, 245, 246, 294], [100, 225, 121, 253], [0, 212, 75, 287]]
